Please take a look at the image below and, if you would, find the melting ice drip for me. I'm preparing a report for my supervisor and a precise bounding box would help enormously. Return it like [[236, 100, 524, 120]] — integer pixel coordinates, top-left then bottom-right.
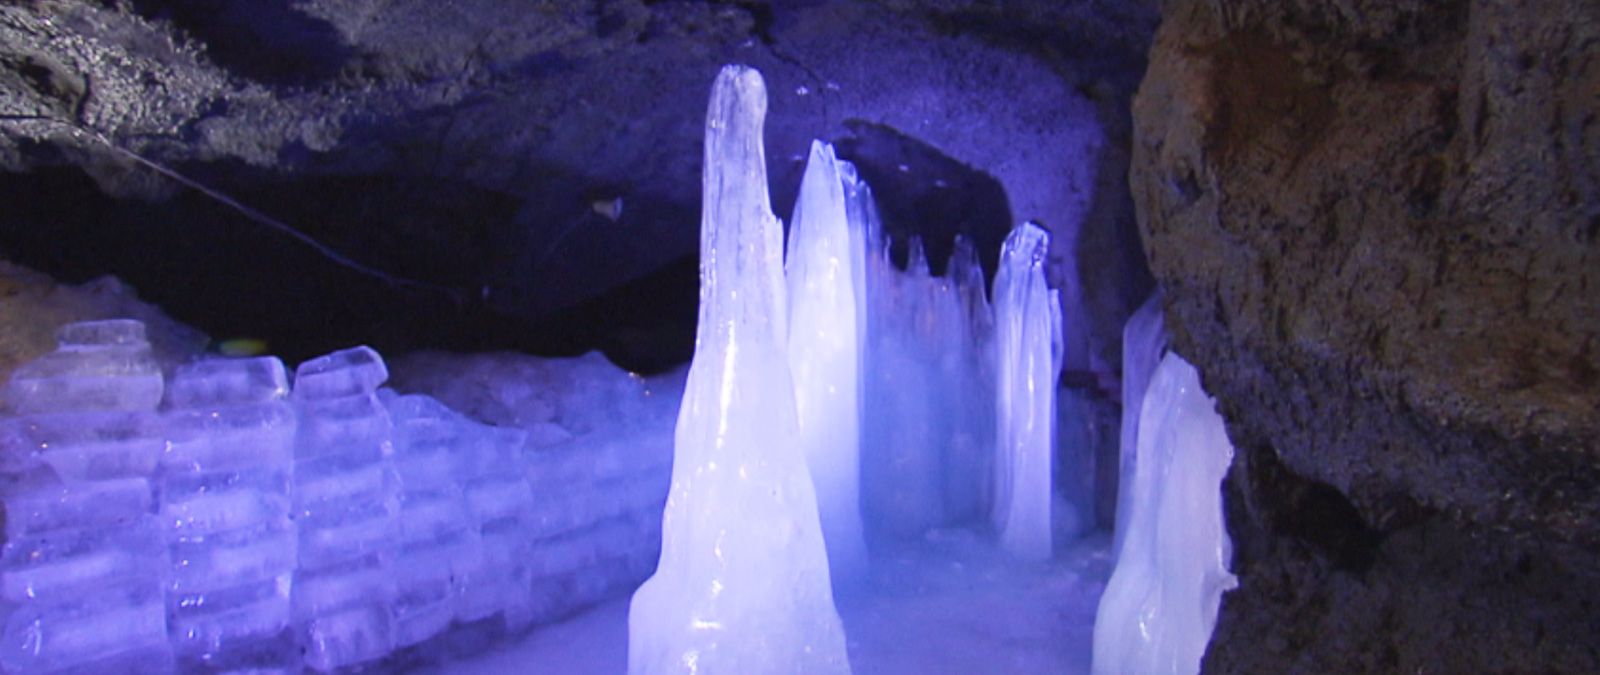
[[1092, 350, 1238, 675], [0, 321, 676, 673]]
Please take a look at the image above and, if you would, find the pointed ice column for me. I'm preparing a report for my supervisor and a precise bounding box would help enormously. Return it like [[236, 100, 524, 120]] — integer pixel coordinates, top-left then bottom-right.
[[991, 221, 1064, 561], [785, 139, 869, 585], [627, 64, 851, 675], [1092, 352, 1237, 675], [1112, 290, 1166, 561], [943, 236, 996, 524], [862, 238, 948, 538]]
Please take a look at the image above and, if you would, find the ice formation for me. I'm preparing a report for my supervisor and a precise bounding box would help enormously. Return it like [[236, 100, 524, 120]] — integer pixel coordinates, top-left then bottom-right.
[[786, 139, 870, 585], [289, 346, 403, 671], [1092, 352, 1238, 675], [162, 356, 299, 672], [0, 320, 173, 673], [627, 64, 851, 675], [991, 221, 1065, 561], [1113, 290, 1166, 560], [0, 320, 676, 673], [858, 232, 997, 539]]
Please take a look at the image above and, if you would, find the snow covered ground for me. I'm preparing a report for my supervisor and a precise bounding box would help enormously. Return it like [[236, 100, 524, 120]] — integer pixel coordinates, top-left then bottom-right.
[[430, 530, 1112, 675]]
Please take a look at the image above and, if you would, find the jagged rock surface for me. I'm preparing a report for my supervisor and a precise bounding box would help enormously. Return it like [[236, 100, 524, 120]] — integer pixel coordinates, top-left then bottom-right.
[[1133, 0, 1600, 672], [0, 1, 1154, 373]]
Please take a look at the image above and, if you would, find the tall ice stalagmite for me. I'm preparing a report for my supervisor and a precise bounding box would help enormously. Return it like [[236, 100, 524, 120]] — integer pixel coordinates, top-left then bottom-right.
[[786, 140, 870, 586], [626, 65, 852, 675], [991, 221, 1064, 561]]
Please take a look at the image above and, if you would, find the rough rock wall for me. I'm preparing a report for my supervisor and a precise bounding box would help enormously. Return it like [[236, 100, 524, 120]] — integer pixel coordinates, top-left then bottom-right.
[[0, 1, 1154, 372], [1133, 0, 1600, 672]]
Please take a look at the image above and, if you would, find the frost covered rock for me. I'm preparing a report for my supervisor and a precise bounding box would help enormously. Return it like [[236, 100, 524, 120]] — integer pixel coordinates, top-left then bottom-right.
[[627, 64, 850, 675], [1092, 352, 1236, 675]]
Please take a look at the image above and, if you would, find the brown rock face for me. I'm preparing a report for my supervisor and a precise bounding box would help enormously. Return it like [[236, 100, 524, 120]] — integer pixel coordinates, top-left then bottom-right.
[[1133, 0, 1600, 672]]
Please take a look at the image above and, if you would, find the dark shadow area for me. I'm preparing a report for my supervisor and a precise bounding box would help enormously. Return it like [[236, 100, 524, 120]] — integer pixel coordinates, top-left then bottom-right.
[[834, 120, 1013, 285], [0, 165, 697, 374], [129, 0, 355, 85]]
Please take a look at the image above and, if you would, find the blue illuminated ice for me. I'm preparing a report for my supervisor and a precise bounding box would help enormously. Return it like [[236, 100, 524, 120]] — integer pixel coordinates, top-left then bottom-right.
[[290, 346, 401, 672], [1113, 290, 1166, 561], [861, 239, 950, 538], [991, 221, 1065, 561], [626, 64, 851, 675], [785, 139, 870, 585], [161, 356, 299, 672], [0, 319, 173, 674], [1092, 351, 1237, 675], [5, 319, 164, 415]]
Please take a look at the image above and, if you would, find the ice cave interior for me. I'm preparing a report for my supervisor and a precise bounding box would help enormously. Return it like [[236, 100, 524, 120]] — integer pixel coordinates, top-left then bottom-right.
[[0, 1, 1596, 674]]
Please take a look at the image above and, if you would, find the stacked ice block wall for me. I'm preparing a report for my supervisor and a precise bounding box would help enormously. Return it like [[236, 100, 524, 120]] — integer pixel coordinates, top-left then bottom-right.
[[384, 392, 494, 645], [288, 347, 402, 671], [161, 356, 299, 672], [0, 320, 173, 673], [0, 320, 675, 674]]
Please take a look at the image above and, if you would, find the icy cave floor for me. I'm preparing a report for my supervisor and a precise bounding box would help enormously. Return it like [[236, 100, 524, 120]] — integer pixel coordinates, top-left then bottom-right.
[[426, 530, 1112, 675]]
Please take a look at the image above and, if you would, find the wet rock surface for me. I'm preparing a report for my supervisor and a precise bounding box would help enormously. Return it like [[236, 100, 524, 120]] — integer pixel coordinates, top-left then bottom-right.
[[1134, 0, 1600, 671]]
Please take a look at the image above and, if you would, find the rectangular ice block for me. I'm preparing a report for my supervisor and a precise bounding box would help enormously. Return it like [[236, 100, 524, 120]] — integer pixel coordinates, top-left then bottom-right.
[[292, 347, 388, 401], [167, 357, 290, 409], [0, 411, 164, 481], [3, 477, 153, 538], [163, 402, 296, 471]]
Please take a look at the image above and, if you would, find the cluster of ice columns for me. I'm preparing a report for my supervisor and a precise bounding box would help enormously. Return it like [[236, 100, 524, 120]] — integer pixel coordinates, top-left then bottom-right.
[[0, 319, 672, 673], [628, 64, 1069, 673], [632, 63, 1241, 675]]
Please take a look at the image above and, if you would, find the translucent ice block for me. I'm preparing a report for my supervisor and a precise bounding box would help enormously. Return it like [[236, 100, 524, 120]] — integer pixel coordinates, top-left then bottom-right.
[[3, 477, 153, 538], [296, 503, 400, 569], [292, 347, 388, 401], [159, 467, 291, 537], [165, 356, 290, 409], [0, 585, 171, 674], [7, 320, 164, 415], [294, 395, 390, 460], [55, 319, 148, 347], [300, 604, 393, 673], [167, 577, 292, 658], [167, 519, 297, 594], [0, 411, 164, 482], [2, 518, 167, 603], [163, 402, 296, 472]]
